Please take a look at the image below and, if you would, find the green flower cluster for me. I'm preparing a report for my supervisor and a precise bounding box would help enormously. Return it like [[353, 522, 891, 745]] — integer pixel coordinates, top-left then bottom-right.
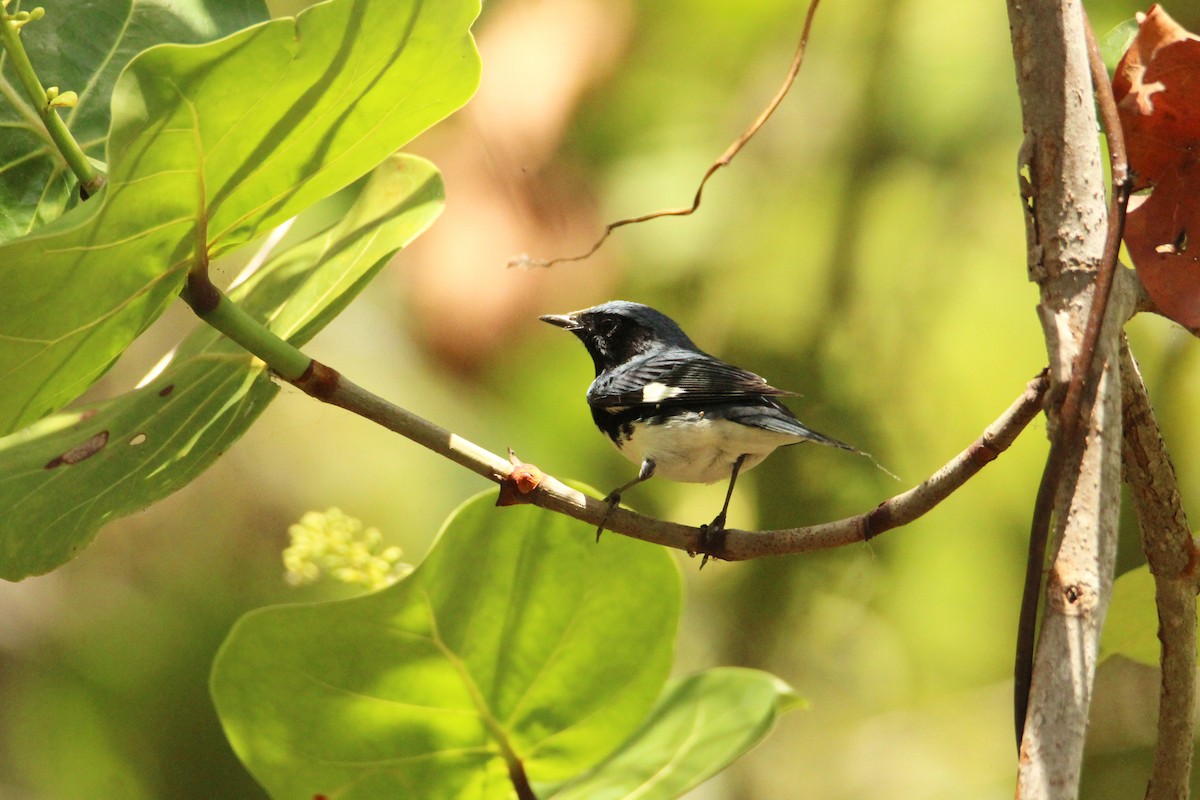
[[283, 508, 412, 591]]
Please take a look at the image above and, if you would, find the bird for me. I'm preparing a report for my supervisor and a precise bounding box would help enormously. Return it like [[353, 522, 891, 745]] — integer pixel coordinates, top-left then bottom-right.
[[540, 300, 862, 548]]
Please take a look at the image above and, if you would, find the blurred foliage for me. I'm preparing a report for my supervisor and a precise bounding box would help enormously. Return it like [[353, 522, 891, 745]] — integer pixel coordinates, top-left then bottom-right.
[[2, 0, 1199, 799]]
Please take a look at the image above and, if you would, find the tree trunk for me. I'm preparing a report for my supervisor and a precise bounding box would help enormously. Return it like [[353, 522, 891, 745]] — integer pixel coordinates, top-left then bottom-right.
[[1006, 1, 1137, 796]]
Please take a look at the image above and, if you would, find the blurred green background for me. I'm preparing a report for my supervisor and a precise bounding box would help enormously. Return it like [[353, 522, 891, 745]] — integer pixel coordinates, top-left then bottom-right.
[[2, 0, 1198, 797]]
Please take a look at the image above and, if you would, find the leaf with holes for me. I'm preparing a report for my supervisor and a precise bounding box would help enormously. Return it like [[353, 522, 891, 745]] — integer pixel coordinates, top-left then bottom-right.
[[0, 0, 480, 435], [211, 492, 681, 800], [1114, 5, 1200, 332], [0, 153, 444, 581], [0, 0, 269, 243]]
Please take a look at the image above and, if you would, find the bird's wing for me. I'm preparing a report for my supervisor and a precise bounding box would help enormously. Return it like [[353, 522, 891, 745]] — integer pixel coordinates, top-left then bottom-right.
[[720, 399, 857, 450], [587, 349, 793, 408]]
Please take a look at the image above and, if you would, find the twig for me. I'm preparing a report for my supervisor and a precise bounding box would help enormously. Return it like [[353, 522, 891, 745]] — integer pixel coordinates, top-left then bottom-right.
[[0, 5, 105, 197], [1012, 6, 1131, 749], [508, 0, 821, 269], [180, 265, 1047, 554], [1119, 339, 1197, 800], [507, 758, 537, 800], [1064, 11, 1131, 439], [295, 360, 1048, 560]]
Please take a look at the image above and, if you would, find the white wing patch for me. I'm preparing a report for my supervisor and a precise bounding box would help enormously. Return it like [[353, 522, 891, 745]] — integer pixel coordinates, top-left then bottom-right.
[[641, 381, 686, 403]]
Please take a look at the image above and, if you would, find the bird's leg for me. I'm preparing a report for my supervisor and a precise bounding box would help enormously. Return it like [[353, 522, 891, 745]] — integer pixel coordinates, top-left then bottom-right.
[[698, 455, 747, 567], [705, 454, 746, 534], [597, 459, 655, 542]]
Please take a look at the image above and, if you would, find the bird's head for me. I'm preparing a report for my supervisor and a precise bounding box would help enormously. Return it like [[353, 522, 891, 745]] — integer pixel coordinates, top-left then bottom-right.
[[540, 301, 697, 375]]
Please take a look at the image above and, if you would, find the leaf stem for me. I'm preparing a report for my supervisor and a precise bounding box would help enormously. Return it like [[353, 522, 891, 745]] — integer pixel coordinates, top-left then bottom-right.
[[0, 5, 106, 197], [179, 274, 311, 380]]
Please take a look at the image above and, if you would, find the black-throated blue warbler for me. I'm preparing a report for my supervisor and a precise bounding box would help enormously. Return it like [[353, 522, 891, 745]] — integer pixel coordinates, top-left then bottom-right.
[[541, 300, 861, 542]]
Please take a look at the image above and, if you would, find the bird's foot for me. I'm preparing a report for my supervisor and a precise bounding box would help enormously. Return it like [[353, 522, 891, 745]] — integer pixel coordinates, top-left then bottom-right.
[[596, 491, 621, 542], [696, 513, 728, 569]]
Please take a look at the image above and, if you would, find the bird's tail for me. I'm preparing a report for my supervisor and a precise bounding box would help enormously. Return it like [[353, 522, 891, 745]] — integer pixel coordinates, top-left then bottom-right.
[[800, 425, 857, 452], [799, 426, 901, 482]]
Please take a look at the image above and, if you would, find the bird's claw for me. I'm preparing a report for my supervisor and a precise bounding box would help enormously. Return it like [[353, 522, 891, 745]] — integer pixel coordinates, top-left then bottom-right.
[[596, 492, 621, 542], [696, 514, 727, 569]]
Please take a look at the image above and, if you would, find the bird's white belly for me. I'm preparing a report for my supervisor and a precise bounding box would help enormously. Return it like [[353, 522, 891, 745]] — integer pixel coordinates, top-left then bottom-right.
[[615, 413, 793, 484]]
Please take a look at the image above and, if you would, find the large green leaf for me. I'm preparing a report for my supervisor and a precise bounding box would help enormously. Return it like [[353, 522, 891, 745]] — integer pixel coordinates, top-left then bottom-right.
[[549, 668, 805, 800], [211, 492, 682, 800], [0, 153, 445, 580], [0, 0, 480, 434], [0, 0, 270, 242]]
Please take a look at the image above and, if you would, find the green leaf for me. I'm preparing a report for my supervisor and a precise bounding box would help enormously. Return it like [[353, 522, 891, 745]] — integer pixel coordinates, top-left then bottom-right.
[[1098, 564, 1172, 666], [548, 668, 805, 800], [0, 153, 445, 580], [1099, 564, 1200, 667], [0, 0, 481, 434], [1100, 18, 1140, 76], [211, 491, 682, 800], [0, 0, 270, 242]]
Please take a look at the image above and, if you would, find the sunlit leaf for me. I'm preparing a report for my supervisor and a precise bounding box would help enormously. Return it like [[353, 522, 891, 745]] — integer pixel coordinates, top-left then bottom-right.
[[548, 667, 805, 800], [0, 0, 481, 434], [1100, 18, 1140, 76], [0, 153, 444, 580], [211, 491, 682, 800], [0, 0, 269, 242]]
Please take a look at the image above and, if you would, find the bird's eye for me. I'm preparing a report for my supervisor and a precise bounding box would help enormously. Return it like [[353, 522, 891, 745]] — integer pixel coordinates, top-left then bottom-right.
[[600, 318, 620, 337]]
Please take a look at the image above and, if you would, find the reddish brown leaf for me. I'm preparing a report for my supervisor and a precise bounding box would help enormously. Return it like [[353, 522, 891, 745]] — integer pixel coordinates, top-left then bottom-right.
[[1124, 166, 1200, 328], [1114, 5, 1200, 331]]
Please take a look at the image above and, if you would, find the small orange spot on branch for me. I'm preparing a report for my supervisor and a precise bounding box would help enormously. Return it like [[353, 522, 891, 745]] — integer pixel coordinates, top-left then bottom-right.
[[497, 449, 545, 506]]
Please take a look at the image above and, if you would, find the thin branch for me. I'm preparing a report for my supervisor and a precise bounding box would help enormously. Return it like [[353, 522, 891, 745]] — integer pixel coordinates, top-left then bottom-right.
[[508, 0, 821, 269], [180, 258, 1048, 558], [506, 759, 536, 800], [180, 278, 312, 380], [1062, 13, 1130, 436], [1012, 5, 1132, 750], [0, 5, 105, 197], [1119, 339, 1197, 800], [296, 360, 1048, 560]]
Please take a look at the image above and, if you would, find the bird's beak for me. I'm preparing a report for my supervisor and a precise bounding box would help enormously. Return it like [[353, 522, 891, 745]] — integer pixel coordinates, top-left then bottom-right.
[[539, 312, 580, 330]]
